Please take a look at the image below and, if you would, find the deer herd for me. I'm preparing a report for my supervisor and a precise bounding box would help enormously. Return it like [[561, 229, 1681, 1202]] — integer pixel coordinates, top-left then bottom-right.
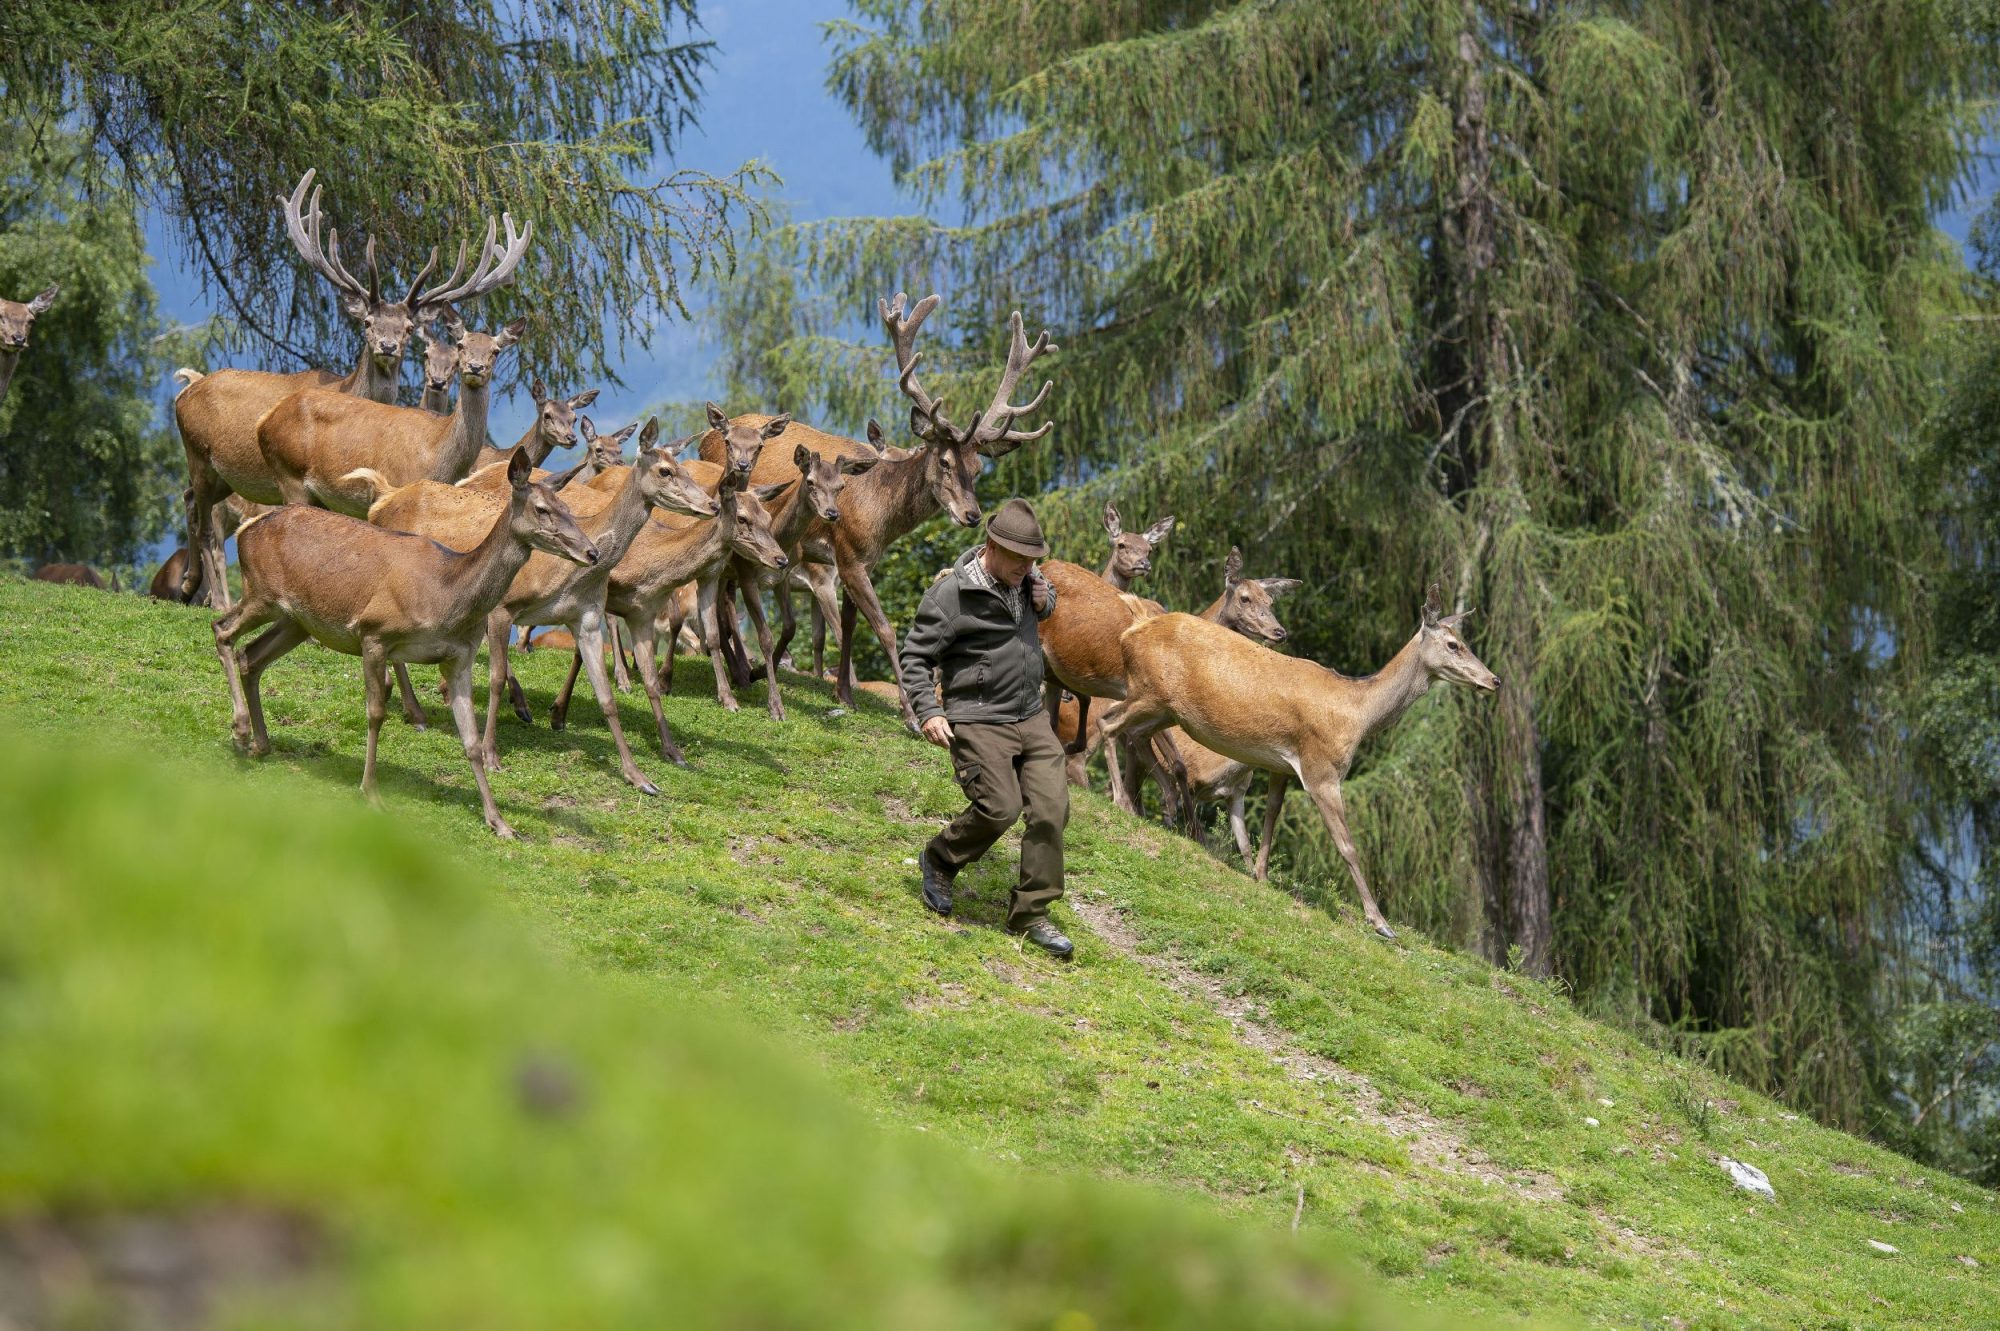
[[9, 168, 1502, 935]]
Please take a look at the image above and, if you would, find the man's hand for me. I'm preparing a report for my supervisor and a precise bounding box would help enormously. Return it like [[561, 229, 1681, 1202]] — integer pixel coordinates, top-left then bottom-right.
[[1027, 565, 1051, 614], [921, 715, 954, 748]]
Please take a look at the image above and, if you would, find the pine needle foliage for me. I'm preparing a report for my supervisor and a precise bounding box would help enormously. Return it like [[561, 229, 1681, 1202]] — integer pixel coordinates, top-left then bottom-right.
[[0, 1, 772, 386], [724, 1, 1994, 1130]]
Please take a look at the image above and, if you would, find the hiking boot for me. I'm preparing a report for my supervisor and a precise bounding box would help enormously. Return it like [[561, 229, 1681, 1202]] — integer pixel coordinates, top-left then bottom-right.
[[1012, 918, 1074, 961], [919, 849, 955, 916]]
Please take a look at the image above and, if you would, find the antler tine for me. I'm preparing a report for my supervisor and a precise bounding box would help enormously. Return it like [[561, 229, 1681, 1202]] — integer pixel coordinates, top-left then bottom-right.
[[322, 226, 373, 301], [416, 211, 533, 311], [362, 235, 381, 301], [401, 246, 440, 308]]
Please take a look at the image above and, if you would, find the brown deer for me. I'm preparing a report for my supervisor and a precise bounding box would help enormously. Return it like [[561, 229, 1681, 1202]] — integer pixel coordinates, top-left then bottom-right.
[[709, 441, 882, 719], [177, 170, 530, 606], [1040, 547, 1299, 814], [0, 283, 57, 402], [700, 293, 1056, 730], [1097, 586, 1501, 937], [417, 325, 458, 414], [1100, 502, 1174, 591], [550, 466, 794, 762], [213, 448, 594, 837], [31, 563, 103, 588], [351, 419, 715, 793], [257, 305, 526, 515]]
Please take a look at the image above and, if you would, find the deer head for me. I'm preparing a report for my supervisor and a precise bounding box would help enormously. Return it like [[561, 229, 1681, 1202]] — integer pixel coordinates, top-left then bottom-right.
[[726, 479, 799, 570], [1104, 502, 1174, 582], [791, 440, 882, 525], [881, 292, 1058, 531], [0, 284, 57, 353], [578, 416, 639, 473], [1214, 547, 1301, 646], [281, 168, 532, 372], [705, 403, 790, 483], [505, 447, 598, 565], [525, 378, 598, 462], [1417, 583, 1500, 692], [437, 306, 525, 388], [631, 419, 718, 519], [416, 326, 459, 402]]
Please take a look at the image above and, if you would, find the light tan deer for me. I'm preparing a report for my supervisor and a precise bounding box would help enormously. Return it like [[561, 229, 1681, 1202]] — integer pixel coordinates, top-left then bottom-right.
[[177, 170, 530, 606], [1099, 502, 1174, 591], [1098, 586, 1501, 937], [351, 419, 714, 793], [417, 325, 457, 414], [257, 304, 526, 514], [211, 448, 596, 838], [1040, 546, 1299, 814], [0, 283, 57, 402], [700, 293, 1056, 729], [549, 465, 794, 762]]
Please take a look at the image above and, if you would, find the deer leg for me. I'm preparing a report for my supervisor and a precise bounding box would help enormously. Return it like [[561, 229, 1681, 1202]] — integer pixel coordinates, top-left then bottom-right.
[[1228, 789, 1253, 865], [771, 580, 799, 670], [389, 664, 428, 730], [741, 582, 785, 721], [720, 580, 755, 690], [550, 647, 585, 731], [571, 609, 658, 795], [213, 601, 279, 754], [234, 619, 307, 758], [662, 595, 690, 695], [480, 613, 512, 772], [1064, 695, 1092, 756], [446, 653, 515, 839], [839, 565, 915, 728], [836, 591, 859, 706], [628, 617, 687, 765], [808, 567, 838, 679], [1112, 736, 1145, 816], [698, 578, 741, 712], [360, 644, 390, 808], [1304, 776, 1393, 938], [611, 619, 633, 692], [1254, 771, 1288, 882]]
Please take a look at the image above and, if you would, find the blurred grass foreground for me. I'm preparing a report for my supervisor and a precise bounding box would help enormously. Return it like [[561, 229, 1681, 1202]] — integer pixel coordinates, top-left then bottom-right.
[[0, 729, 1418, 1330]]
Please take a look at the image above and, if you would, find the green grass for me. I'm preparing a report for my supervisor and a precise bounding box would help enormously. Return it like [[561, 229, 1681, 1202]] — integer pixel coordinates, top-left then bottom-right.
[[2, 575, 1996, 1329]]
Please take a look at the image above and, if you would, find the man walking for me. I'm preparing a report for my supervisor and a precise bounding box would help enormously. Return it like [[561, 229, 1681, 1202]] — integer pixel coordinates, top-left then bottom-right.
[[898, 498, 1074, 959]]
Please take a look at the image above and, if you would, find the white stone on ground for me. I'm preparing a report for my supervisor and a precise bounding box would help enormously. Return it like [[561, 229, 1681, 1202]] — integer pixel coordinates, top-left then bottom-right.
[[1718, 1157, 1775, 1200]]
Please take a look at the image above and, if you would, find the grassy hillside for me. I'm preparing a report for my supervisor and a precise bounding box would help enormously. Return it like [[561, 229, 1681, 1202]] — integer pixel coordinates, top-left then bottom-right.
[[2, 575, 1995, 1329]]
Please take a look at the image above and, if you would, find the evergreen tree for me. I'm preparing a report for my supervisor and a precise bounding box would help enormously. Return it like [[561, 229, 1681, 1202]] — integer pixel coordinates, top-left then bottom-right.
[[730, 1, 1990, 1127], [0, 1, 770, 386], [0, 134, 185, 569]]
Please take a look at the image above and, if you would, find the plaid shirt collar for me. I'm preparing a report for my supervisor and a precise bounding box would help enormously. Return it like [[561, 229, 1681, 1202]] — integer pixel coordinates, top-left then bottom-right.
[[960, 547, 1025, 621]]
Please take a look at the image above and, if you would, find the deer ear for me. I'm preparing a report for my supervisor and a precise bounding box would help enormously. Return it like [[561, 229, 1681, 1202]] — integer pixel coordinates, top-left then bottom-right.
[[837, 450, 880, 475], [577, 415, 597, 442], [339, 291, 371, 321], [27, 284, 57, 316], [1438, 609, 1473, 630], [530, 376, 548, 405], [1257, 577, 1302, 597], [761, 413, 793, 440], [568, 388, 600, 410], [705, 401, 728, 431], [1143, 515, 1175, 545], [866, 418, 885, 446], [1223, 546, 1243, 587], [1104, 503, 1122, 539], [438, 304, 466, 341], [794, 442, 814, 473], [1422, 581, 1443, 628], [639, 416, 661, 449], [507, 446, 532, 487], [610, 423, 638, 446], [752, 479, 794, 504], [498, 318, 528, 349]]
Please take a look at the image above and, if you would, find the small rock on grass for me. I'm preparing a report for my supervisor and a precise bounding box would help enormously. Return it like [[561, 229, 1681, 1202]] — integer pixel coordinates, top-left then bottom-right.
[[1865, 1239, 1898, 1255], [1956, 1255, 1979, 1268], [1718, 1157, 1775, 1200]]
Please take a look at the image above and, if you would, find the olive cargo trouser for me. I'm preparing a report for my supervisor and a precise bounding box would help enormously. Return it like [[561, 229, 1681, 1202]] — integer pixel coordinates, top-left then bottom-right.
[[929, 715, 1070, 931]]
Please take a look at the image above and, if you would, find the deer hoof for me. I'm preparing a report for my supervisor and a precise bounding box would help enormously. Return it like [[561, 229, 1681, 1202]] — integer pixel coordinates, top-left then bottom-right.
[[663, 748, 688, 768], [489, 818, 517, 840], [633, 777, 660, 797], [549, 709, 568, 731], [1369, 918, 1396, 940]]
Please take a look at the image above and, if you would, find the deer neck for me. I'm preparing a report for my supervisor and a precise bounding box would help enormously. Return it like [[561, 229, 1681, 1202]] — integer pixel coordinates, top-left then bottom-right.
[[853, 452, 940, 554], [1100, 557, 1132, 592], [438, 497, 537, 624], [590, 469, 657, 568], [420, 385, 451, 414], [1349, 636, 1433, 739], [432, 378, 493, 482], [0, 350, 17, 402], [768, 479, 820, 553], [510, 418, 557, 467], [335, 342, 401, 404]]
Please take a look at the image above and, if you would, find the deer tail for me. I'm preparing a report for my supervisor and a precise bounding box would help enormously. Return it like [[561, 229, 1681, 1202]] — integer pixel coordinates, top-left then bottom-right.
[[339, 468, 397, 515], [171, 367, 205, 394]]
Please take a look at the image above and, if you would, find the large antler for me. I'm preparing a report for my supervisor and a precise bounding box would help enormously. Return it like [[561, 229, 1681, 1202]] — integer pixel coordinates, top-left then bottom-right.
[[415, 212, 533, 314], [280, 168, 372, 305], [879, 292, 953, 445], [966, 309, 1057, 458]]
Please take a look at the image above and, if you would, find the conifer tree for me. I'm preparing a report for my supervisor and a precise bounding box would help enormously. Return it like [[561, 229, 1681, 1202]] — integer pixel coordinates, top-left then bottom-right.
[[732, 1, 1990, 1125]]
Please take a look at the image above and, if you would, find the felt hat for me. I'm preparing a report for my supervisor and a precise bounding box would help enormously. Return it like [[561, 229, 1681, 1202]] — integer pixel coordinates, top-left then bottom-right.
[[985, 497, 1049, 558]]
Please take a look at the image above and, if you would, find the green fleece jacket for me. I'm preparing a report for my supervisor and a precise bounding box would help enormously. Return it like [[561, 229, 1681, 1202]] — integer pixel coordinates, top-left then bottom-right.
[[898, 547, 1058, 726]]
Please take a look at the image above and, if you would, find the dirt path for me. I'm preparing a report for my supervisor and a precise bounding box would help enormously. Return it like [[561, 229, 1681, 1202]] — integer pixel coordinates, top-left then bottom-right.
[[1068, 892, 1565, 1204]]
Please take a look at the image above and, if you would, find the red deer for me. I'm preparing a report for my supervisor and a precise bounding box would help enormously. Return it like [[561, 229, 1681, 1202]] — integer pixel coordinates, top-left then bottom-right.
[[211, 448, 595, 838], [0, 283, 57, 402]]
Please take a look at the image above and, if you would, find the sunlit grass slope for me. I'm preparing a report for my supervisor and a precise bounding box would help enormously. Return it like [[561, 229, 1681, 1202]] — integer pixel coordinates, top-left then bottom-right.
[[1, 575, 1994, 1330]]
